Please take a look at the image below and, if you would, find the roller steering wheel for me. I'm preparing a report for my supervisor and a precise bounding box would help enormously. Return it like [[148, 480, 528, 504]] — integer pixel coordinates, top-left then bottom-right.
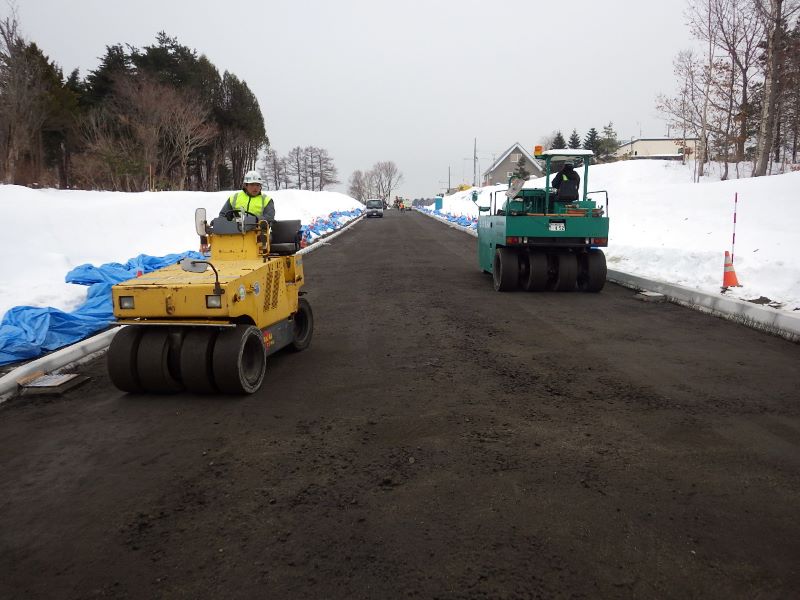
[[222, 209, 261, 221]]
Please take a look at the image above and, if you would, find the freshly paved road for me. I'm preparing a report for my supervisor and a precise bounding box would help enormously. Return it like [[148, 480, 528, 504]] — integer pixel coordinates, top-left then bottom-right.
[[2, 209, 799, 599]]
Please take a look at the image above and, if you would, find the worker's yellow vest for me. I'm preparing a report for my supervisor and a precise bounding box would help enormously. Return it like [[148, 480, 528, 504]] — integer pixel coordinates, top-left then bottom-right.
[[229, 190, 272, 215]]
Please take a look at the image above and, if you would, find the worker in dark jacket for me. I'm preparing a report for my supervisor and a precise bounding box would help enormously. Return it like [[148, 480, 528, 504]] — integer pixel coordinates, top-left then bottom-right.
[[551, 163, 580, 201], [219, 170, 275, 221]]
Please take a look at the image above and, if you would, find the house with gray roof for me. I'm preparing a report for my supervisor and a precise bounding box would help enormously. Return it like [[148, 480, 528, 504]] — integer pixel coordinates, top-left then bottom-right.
[[482, 143, 543, 186]]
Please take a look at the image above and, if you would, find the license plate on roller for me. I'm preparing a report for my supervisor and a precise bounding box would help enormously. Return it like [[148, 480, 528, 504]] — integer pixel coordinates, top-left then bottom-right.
[[548, 222, 565, 232]]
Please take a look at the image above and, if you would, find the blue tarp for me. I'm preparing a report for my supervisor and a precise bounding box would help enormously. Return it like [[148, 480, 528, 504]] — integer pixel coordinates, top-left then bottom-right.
[[0, 251, 202, 366], [419, 207, 478, 229], [301, 209, 362, 245]]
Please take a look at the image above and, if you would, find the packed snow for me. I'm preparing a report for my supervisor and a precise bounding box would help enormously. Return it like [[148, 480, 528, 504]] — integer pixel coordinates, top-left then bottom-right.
[[421, 160, 800, 313]]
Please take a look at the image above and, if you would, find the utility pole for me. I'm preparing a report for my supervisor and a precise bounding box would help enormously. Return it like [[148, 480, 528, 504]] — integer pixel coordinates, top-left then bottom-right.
[[473, 138, 478, 186], [448, 166, 451, 192]]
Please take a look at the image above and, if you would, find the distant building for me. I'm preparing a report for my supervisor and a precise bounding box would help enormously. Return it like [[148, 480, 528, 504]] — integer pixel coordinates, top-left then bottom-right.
[[482, 143, 543, 186], [615, 138, 699, 160]]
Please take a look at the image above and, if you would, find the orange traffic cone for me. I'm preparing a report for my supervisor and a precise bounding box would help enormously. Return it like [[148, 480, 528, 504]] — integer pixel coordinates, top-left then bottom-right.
[[722, 251, 741, 289]]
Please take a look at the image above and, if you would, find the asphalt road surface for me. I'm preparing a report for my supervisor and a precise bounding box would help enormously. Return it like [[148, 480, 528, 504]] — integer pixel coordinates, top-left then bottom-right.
[[2, 209, 799, 599]]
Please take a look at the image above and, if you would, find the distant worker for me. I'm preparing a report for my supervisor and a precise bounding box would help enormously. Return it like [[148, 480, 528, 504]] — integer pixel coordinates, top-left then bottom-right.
[[551, 163, 580, 202], [220, 170, 275, 222]]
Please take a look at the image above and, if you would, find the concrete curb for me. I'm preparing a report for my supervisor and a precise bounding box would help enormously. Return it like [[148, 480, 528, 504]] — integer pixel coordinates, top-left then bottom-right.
[[607, 270, 800, 343], [0, 327, 122, 403], [0, 214, 364, 404], [418, 207, 800, 343]]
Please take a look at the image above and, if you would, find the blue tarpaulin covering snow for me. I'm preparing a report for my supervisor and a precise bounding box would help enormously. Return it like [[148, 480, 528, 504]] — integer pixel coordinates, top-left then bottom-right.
[[419, 207, 478, 229], [0, 251, 202, 366], [301, 209, 362, 245]]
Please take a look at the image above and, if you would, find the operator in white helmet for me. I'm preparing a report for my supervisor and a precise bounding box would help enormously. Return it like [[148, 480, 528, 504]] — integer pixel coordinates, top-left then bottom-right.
[[219, 169, 275, 222]]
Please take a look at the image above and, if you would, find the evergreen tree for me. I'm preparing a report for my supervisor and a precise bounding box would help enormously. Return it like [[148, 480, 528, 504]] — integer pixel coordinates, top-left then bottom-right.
[[41, 64, 82, 188], [192, 55, 223, 190], [513, 157, 530, 180], [551, 131, 566, 149], [130, 32, 203, 90], [583, 128, 600, 154], [568, 129, 581, 149], [218, 71, 267, 185], [0, 31, 79, 186], [596, 122, 620, 162], [83, 44, 131, 108]]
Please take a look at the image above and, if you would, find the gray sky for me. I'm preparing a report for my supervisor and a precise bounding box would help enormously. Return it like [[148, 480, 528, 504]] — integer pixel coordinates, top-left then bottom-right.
[[14, 0, 695, 197]]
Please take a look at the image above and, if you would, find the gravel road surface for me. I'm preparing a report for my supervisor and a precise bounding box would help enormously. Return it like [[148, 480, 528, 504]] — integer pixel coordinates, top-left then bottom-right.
[[2, 209, 799, 599]]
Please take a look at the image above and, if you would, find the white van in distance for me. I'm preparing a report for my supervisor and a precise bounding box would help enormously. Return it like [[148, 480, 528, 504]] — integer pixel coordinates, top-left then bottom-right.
[[365, 199, 384, 218]]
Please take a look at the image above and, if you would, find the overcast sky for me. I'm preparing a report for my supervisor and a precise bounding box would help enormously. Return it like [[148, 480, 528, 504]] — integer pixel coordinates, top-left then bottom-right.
[[13, 0, 696, 198]]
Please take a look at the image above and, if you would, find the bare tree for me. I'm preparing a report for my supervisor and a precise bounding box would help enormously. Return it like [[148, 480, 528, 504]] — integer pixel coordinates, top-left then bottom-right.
[[706, 56, 738, 178], [369, 161, 403, 202], [226, 131, 263, 187], [163, 90, 216, 190], [711, 0, 764, 164], [686, 0, 722, 178], [753, 0, 800, 175], [262, 146, 285, 189], [285, 146, 304, 189], [348, 169, 369, 202], [0, 12, 48, 184], [784, 19, 800, 162], [658, 51, 706, 164], [304, 146, 316, 190], [316, 148, 339, 190], [112, 74, 169, 189], [365, 168, 378, 199], [279, 161, 291, 189], [78, 107, 142, 191], [659, 0, 769, 178], [83, 75, 214, 190]]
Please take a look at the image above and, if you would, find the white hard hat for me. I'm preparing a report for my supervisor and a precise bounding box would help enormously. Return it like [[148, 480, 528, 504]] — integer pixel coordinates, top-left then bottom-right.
[[243, 170, 263, 185]]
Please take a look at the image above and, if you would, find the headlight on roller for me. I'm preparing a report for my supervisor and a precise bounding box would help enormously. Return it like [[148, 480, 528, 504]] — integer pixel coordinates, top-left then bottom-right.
[[206, 295, 222, 309], [119, 296, 135, 309]]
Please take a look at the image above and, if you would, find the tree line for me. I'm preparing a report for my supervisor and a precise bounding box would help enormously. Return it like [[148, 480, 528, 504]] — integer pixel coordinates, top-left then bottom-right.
[[0, 17, 264, 191], [0, 13, 304, 192], [504, 125, 622, 182], [539, 125, 621, 163], [347, 161, 404, 203], [262, 146, 339, 191], [658, 0, 800, 179]]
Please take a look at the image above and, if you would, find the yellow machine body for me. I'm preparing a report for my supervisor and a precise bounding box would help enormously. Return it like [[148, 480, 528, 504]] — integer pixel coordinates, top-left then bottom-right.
[[106, 213, 312, 395], [112, 254, 304, 329]]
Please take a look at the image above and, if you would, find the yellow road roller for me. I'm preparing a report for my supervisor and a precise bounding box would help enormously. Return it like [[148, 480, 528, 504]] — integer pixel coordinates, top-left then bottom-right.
[[107, 208, 313, 394]]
